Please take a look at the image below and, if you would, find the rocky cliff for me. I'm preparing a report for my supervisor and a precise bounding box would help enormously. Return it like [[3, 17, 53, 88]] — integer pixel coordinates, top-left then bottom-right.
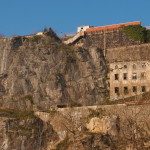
[[0, 32, 108, 109], [0, 108, 58, 150]]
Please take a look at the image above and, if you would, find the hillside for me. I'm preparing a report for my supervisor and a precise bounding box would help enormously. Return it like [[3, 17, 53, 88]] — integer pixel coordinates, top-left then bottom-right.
[[0, 29, 150, 149]]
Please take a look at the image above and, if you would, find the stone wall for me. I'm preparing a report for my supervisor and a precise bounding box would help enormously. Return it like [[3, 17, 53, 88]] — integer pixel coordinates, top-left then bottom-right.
[[75, 30, 139, 49], [106, 43, 150, 63], [35, 104, 150, 138], [106, 43, 150, 100], [109, 61, 150, 100]]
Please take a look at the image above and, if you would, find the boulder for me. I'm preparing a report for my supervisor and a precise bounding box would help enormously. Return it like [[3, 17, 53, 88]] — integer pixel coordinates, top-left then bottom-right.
[[86, 116, 119, 136]]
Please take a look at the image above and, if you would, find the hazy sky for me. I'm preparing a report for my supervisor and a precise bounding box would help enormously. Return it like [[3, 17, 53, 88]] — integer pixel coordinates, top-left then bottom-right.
[[0, 0, 149, 37]]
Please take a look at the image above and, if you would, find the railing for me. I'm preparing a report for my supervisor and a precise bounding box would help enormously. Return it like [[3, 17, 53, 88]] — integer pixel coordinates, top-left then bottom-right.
[[64, 31, 85, 45]]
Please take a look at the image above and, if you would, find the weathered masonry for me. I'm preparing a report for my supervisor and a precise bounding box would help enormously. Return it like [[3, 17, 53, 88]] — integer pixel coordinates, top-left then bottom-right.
[[64, 21, 141, 49], [109, 61, 150, 100]]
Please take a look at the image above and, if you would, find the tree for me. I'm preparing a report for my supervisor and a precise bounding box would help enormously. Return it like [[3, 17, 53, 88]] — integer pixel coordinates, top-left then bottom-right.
[[147, 30, 150, 43]]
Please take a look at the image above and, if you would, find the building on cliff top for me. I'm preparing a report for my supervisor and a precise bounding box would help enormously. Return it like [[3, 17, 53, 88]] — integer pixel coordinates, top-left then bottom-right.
[[64, 21, 141, 45], [77, 25, 93, 33], [77, 21, 141, 33], [76, 21, 150, 101], [85, 21, 141, 33], [109, 61, 150, 100]]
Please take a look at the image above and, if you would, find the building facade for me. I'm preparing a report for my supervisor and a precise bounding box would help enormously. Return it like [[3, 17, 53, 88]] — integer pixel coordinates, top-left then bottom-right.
[[109, 61, 150, 100], [77, 25, 92, 33]]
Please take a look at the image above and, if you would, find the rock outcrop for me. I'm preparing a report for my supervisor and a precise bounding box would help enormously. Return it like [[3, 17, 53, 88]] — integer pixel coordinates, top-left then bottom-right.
[[0, 109, 58, 150], [86, 116, 119, 135], [0, 33, 108, 109]]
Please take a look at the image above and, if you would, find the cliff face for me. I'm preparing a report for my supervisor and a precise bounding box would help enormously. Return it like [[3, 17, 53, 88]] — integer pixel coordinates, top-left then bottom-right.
[[0, 33, 108, 109], [35, 104, 150, 150], [0, 109, 58, 150]]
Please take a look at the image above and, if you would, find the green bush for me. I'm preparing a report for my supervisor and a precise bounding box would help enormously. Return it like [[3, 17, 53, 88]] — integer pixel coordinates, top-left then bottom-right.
[[121, 25, 147, 43], [147, 30, 150, 43]]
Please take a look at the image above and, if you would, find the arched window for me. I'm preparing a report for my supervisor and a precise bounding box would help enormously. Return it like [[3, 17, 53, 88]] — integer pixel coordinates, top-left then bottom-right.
[[133, 64, 136, 69], [115, 65, 118, 69]]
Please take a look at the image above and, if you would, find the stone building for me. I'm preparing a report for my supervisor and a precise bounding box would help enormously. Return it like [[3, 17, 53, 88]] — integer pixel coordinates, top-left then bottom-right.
[[108, 54, 150, 100], [64, 21, 141, 49], [64, 21, 150, 101], [105, 43, 150, 100]]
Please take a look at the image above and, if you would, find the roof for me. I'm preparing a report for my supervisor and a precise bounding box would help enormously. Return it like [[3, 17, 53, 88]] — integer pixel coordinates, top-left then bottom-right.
[[86, 21, 141, 33]]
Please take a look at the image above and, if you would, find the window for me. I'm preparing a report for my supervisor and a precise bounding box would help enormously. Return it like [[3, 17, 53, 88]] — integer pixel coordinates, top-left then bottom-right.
[[115, 87, 119, 94], [142, 63, 146, 68], [124, 87, 128, 95], [141, 72, 146, 79], [124, 65, 127, 69], [132, 73, 137, 80], [132, 86, 137, 93], [141, 86, 146, 92], [133, 64, 136, 69], [123, 73, 127, 80], [114, 74, 119, 80], [115, 65, 118, 69]]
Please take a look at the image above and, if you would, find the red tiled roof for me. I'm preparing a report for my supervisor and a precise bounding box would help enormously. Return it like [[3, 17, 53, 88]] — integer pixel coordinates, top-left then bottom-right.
[[86, 21, 141, 33]]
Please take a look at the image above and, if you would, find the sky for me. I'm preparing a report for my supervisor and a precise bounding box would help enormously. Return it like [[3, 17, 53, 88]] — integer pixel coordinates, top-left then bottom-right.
[[0, 0, 150, 37]]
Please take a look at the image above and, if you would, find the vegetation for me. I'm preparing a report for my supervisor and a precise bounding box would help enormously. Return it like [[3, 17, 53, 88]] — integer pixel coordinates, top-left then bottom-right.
[[70, 102, 82, 107], [43, 27, 59, 40], [30, 35, 42, 43], [0, 108, 37, 120], [56, 137, 70, 150], [88, 108, 106, 119], [147, 29, 150, 43], [121, 25, 150, 43], [11, 125, 36, 131], [24, 95, 33, 104]]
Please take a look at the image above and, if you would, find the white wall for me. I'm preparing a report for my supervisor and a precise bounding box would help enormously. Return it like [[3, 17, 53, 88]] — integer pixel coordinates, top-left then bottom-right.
[[77, 25, 91, 32]]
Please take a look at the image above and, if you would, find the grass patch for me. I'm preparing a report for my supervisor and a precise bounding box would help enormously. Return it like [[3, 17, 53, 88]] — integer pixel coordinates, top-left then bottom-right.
[[70, 102, 82, 107], [0, 108, 37, 120], [11, 125, 36, 131]]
